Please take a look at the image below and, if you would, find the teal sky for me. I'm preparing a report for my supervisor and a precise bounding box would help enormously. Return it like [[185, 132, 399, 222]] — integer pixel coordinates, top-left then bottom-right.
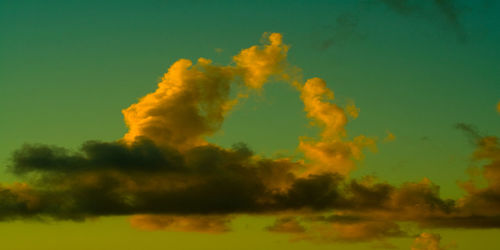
[[0, 1, 499, 249]]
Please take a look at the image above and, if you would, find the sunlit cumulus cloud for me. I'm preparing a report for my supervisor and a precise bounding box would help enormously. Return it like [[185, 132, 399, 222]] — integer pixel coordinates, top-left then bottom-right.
[[2, 33, 500, 247], [122, 32, 288, 150]]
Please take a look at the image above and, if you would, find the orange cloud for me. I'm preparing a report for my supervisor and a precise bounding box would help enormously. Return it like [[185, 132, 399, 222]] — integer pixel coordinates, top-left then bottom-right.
[[267, 215, 405, 243], [130, 214, 232, 233], [297, 77, 375, 176], [122, 33, 290, 151], [266, 217, 306, 233], [329, 220, 405, 242], [122, 58, 235, 150], [345, 101, 360, 119], [384, 131, 396, 142], [233, 32, 289, 89], [411, 232, 454, 250]]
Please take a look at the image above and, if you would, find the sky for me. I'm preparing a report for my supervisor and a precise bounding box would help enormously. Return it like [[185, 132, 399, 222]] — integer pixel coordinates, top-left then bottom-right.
[[0, 0, 499, 249]]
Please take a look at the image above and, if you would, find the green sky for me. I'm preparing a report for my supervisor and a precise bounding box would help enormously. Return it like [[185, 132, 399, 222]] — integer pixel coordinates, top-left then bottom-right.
[[1, 1, 499, 249]]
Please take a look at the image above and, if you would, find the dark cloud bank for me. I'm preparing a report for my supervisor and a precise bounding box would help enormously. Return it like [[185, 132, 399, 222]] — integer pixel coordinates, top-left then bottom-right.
[[3, 127, 500, 241]]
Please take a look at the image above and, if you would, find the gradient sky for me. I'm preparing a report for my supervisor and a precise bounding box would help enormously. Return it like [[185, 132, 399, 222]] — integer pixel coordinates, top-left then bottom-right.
[[1, 1, 499, 249]]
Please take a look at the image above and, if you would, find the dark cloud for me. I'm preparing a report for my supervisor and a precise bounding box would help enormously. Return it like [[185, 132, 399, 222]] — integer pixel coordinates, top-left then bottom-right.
[[319, 13, 364, 50], [378, 0, 467, 41], [343, 179, 394, 210], [455, 122, 482, 142], [0, 139, 448, 221], [379, 0, 419, 15], [434, 0, 466, 41], [3, 133, 500, 242], [3, 140, 266, 219], [1, 139, 342, 220], [275, 174, 344, 210], [319, 0, 468, 51], [10, 138, 184, 174]]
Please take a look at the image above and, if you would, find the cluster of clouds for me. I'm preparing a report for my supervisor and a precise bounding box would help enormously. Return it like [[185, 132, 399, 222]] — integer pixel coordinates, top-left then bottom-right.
[[1, 33, 499, 248]]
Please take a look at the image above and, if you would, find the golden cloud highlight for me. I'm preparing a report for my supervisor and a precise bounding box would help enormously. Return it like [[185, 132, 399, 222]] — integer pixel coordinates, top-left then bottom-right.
[[233, 32, 289, 89], [122, 32, 289, 150], [297, 78, 375, 175]]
